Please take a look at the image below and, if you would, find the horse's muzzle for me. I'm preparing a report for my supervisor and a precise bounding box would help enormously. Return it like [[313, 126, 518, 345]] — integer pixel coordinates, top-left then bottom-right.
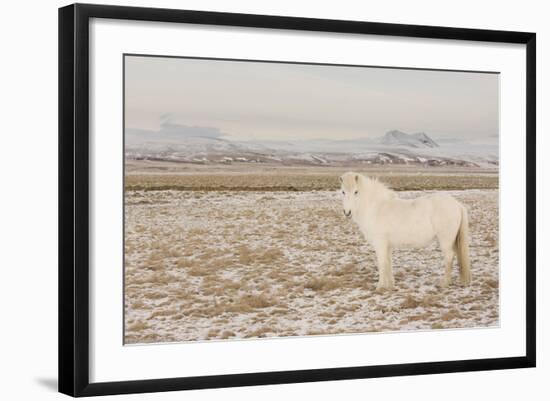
[[343, 210, 351, 218]]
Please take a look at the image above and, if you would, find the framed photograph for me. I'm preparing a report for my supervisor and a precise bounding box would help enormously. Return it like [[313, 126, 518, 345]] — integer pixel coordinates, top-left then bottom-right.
[[58, 3, 536, 397]]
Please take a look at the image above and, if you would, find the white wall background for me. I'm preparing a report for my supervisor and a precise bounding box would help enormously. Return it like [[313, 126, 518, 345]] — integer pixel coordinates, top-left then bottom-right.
[[0, 0, 546, 399]]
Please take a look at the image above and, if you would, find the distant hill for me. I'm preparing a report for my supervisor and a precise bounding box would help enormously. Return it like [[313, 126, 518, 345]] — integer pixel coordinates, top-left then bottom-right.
[[379, 130, 439, 148], [125, 127, 498, 168]]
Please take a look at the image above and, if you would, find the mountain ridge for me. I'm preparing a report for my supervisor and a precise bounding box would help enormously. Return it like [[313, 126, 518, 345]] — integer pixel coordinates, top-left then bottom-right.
[[125, 128, 498, 168]]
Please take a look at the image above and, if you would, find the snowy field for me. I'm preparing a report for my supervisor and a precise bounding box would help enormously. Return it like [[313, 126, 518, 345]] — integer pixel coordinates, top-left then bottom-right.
[[124, 176, 499, 344]]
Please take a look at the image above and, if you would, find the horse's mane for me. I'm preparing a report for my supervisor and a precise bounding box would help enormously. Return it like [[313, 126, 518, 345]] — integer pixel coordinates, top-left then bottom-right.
[[359, 174, 396, 200]]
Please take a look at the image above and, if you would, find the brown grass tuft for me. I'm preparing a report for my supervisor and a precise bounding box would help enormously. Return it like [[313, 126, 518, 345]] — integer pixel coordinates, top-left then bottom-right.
[[257, 248, 285, 264], [484, 278, 499, 289], [149, 308, 178, 319], [440, 308, 462, 321], [235, 245, 255, 264], [238, 294, 274, 309], [400, 295, 421, 309], [305, 277, 342, 292], [245, 326, 274, 338], [127, 321, 150, 331], [220, 330, 236, 339]]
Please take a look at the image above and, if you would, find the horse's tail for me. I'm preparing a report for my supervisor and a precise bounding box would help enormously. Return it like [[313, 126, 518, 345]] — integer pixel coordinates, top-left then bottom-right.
[[454, 205, 471, 285]]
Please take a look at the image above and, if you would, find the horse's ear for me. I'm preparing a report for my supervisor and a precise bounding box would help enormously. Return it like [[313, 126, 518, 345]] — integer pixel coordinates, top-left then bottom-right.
[[355, 174, 359, 183], [339, 176, 343, 183]]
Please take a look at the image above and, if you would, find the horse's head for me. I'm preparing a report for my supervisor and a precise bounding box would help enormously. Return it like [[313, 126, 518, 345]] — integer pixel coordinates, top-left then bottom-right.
[[339, 172, 361, 218]]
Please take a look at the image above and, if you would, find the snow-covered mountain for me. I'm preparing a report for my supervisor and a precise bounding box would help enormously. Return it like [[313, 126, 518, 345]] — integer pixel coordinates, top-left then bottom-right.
[[379, 130, 439, 148], [126, 132, 277, 164], [125, 127, 498, 168]]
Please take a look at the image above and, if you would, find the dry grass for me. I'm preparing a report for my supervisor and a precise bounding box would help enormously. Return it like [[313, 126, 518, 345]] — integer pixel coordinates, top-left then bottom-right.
[[235, 294, 275, 309], [400, 294, 443, 309], [244, 326, 275, 338], [125, 165, 498, 192], [305, 277, 343, 292], [127, 321, 150, 331], [125, 173, 498, 192], [124, 168, 499, 344], [440, 309, 463, 321]]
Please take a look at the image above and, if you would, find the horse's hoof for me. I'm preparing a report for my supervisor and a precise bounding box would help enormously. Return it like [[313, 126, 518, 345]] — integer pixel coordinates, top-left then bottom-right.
[[438, 279, 451, 288], [459, 278, 471, 287], [376, 284, 395, 293]]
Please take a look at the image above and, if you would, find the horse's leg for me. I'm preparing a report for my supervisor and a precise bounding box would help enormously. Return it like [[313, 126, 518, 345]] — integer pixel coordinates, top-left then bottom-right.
[[375, 242, 394, 291], [439, 244, 454, 288], [386, 246, 395, 288]]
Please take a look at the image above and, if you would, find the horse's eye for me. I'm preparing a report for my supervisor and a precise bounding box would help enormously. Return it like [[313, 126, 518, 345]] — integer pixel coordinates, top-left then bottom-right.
[[342, 191, 345, 195], [354, 190, 358, 195]]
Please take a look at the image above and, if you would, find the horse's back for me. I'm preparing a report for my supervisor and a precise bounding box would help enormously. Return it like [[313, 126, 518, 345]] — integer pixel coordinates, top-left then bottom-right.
[[374, 196, 436, 247], [426, 192, 463, 214], [426, 193, 463, 242], [383, 193, 462, 248]]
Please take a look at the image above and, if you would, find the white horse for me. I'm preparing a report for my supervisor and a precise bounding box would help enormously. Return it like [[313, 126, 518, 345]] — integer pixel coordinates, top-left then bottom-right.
[[340, 172, 471, 291]]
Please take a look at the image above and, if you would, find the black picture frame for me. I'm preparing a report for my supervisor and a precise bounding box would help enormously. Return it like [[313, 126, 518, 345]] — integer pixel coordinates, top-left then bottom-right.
[[59, 3, 536, 397]]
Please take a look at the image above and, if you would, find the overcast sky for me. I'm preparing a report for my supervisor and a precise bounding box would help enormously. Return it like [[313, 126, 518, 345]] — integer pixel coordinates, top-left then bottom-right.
[[125, 55, 499, 141]]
